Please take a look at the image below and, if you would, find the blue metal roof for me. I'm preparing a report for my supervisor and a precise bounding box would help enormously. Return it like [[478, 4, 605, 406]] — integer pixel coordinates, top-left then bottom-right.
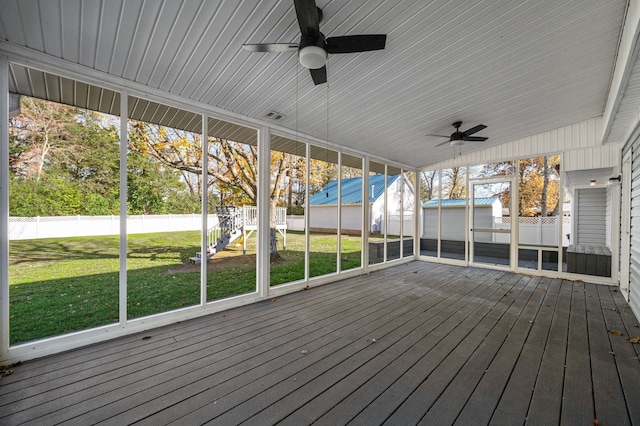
[[423, 197, 499, 207], [309, 174, 401, 205]]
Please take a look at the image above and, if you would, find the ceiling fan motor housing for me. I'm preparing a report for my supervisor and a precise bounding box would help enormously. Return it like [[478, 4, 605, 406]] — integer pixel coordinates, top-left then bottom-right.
[[450, 130, 465, 144]]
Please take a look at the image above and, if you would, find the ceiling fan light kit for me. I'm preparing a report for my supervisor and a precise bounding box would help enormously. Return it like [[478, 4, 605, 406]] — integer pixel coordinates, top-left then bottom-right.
[[299, 45, 326, 69]]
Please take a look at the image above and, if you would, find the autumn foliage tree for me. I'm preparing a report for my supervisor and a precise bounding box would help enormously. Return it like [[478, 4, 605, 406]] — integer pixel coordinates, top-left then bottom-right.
[[9, 98, 122, 216], [470, 157, 560, 216]]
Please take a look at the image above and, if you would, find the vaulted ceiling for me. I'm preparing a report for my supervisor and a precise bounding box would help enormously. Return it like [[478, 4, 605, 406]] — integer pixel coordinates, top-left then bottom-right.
[[0, 0, 630, 168]]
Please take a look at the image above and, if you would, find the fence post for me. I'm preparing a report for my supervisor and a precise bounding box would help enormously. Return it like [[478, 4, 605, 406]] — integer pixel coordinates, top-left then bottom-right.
[[538, 216, 542, 245]]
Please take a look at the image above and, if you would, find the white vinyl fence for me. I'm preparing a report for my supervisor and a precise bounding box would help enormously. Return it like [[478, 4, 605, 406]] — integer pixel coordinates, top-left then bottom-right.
[[9, 214, 218, 240], [10, 208, 289, 240], [494, 216, 571, 246], [286, 215, 305, 232]]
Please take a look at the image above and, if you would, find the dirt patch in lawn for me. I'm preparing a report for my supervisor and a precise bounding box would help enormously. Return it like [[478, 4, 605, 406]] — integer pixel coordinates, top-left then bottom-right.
[[167, 251, 257, 274]]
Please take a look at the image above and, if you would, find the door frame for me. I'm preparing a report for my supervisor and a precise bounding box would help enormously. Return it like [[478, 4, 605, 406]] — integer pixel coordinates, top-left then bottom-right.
[[469, 177, 516, 270]]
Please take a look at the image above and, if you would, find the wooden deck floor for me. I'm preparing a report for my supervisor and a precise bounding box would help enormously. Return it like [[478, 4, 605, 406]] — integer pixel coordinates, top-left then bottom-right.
[[1, 261, 640, 425]]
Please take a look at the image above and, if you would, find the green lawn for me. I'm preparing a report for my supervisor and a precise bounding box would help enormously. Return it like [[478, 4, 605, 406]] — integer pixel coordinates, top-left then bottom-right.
[[8, 230, 363, 344]]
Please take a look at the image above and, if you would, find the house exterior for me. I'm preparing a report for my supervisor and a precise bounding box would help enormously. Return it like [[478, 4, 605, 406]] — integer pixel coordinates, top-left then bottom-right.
[[307, 174, 415, 236]]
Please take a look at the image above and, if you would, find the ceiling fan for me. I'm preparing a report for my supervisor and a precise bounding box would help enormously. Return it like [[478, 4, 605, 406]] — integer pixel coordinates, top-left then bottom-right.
[[241, 0, 387, 85], [427, 121, 488, 147]]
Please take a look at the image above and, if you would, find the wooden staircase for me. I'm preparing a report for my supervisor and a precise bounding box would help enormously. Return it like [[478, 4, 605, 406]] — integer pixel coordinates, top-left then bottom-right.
[[190, 206, 244, 264]]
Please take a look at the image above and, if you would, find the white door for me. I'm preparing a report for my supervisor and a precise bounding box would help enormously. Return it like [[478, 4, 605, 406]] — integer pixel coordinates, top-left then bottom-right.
[[470, 180, 513, 269]]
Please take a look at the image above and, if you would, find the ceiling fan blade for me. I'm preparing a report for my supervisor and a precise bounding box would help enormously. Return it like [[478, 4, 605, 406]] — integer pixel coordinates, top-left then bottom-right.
[[462, 124, 487, 136], [294, 0, 320, 39], [435, 140, 451, 147], [242, 43, 299, 53], [465, 136, 489, 142], [310, 66, 327, 85], [426, 134, 449, 138], [325, 35, 387, 54]]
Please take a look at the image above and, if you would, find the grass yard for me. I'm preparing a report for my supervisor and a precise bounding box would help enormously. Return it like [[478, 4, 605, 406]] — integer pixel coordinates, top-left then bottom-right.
[[8, 230, 363, 344]]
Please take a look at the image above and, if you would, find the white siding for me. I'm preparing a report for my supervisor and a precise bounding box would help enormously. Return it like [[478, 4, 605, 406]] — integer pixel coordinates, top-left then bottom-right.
[[629, 136, 640, 320], [309, 205, 339, 230], [423, 205, 493, 242], [441, 207, 468, 242], [341, 205, 363, 231], [422, 208, 439, 239], [576, 188, 607, 245], [606, 185, 613, 249], [563, 143, 623, 171]]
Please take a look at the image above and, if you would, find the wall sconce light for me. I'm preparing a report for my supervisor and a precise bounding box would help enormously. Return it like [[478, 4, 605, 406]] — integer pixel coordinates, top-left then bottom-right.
[[608, 175, 622, 185], [590, 179, 596, 186]]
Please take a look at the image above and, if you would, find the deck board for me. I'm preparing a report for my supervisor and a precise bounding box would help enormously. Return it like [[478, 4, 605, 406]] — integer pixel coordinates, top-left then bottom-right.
[[561, 281, 595, 425], [585, 283, 630, 425], [488, 278, 562, 425], [286, 270, 506, 426], [1, 261, 639, 426], [411, 274, 542, 425], [596, 285, 640, 425]]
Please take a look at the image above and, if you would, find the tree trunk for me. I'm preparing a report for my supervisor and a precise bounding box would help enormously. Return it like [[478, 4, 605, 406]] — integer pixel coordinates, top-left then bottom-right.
[[269, 227, 283, 262], [269, 202, 283, 263], [541, 156, 549, 217]]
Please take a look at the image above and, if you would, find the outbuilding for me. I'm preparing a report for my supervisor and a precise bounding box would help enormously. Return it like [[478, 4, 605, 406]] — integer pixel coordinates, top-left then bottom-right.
[[307, 173, 415, 236]]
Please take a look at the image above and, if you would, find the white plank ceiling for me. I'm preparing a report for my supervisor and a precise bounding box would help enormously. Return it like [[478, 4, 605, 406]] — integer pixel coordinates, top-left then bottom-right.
[[0, 0, 628, 168]]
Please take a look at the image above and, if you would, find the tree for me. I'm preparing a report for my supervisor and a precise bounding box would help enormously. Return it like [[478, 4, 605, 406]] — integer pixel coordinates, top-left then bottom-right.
[[9, 97, 122, 216], [129, 122, 294, 261], [420, 170, 438, 202], [442, 167, 466, 199], [471, 157, 560, 216], [9, 97, 76, 179]]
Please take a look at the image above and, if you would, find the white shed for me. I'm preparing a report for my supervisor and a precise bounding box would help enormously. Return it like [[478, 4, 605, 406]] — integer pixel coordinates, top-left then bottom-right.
[[307, 174, 415, 236], [422, 197, 502, 242]]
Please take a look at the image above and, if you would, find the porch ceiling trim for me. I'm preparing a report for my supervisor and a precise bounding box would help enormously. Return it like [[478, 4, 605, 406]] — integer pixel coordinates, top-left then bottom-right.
[[602, 0, 640, 145]]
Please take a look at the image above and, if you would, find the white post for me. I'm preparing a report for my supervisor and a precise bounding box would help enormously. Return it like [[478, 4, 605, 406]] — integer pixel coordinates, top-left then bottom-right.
[[414, 170, 420, 259], [243, 206, 247, 255], [1, 55, 10, 356], [257, 126, 270, 298], [305, 143, 311, 280], [337, 153, 342, 272], [119, 91, 128, 326], [399, 169, 404, 258], [362, 158, 370, 271], [201, 115, 208, 305], [383, 164, 388, 262]]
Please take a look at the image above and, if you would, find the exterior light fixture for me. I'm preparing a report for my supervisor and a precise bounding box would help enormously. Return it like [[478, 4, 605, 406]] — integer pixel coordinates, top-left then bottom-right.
[[450, 137, 465, 147], [299, 46, 326, 69], [590, 179, 597, 186], [608, 175, 622, 185]]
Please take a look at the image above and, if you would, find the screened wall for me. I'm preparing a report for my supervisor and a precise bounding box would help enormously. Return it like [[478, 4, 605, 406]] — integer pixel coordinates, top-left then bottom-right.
[[1, 62, 417, 362]]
